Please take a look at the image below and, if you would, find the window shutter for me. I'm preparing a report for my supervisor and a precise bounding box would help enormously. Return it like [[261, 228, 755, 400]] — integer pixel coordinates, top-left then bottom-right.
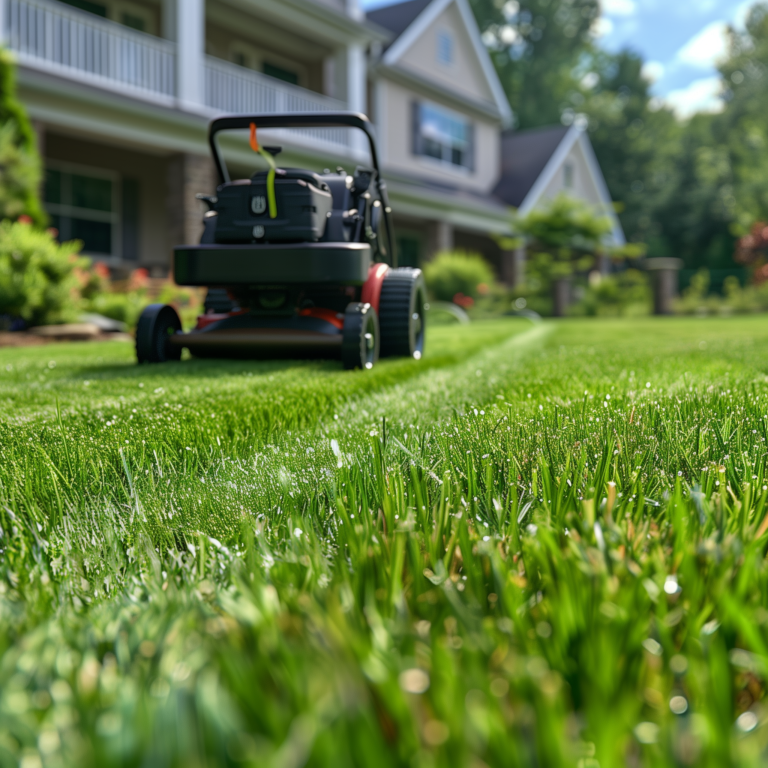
[[411, 101, 422, 157], [121, 177, 139, 261]]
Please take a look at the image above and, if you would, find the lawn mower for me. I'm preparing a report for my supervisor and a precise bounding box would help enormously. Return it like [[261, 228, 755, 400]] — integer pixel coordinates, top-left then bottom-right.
[[135, 113, 427, 370]]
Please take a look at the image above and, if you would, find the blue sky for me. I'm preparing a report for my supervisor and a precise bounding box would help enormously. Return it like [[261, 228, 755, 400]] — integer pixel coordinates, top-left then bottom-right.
[[361, 0, 755, 118]]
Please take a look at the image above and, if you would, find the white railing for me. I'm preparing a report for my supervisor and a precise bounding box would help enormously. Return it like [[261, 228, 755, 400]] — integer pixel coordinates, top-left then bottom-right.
[[204, 56, 349, 150], [7, 0, 175, 103]]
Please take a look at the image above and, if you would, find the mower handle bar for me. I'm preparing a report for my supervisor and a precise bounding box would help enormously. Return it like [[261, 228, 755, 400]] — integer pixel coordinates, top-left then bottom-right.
[[208, 113, 381, 185], [208, 112, 397, 267]]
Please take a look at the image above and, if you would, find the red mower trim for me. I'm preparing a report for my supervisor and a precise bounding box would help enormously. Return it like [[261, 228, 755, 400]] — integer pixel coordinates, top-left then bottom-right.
[[195, 310, 248, 331], [299, 306, 345, 330], [361, 263, 389, 314]]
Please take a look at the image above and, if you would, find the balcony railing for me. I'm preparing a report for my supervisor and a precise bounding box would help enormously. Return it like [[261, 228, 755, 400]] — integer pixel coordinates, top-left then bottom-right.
[[204, 56, 349, 150], [5, 0, 354, 153], [7, 0, 175, 103]]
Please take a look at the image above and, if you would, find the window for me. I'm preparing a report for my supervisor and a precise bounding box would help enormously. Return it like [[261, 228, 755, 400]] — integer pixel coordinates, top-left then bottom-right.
[[62, 0, 107, 16], [263, 61, 299, 86], [397, 235, 422, 267], [437, 30, 453, 65], [61, 1, 157, 35], [45, 164, 120, 258], [413, 102, 473, 170], [564, 162, 574, 189], [121, 12, 145, 32]]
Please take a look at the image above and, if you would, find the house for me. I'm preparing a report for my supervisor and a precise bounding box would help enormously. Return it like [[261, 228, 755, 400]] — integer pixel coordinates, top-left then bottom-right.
[[493, 124, 625, 284], [0, 0, 387, 274], [0, 0, 620, 284]]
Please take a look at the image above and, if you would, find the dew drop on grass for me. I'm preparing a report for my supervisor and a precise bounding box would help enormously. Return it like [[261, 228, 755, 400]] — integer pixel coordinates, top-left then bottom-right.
[[669, 695, 688, 715], [634, 722, 659, 744], [399, 668, 429, 694], [736, 711, 758, 733]]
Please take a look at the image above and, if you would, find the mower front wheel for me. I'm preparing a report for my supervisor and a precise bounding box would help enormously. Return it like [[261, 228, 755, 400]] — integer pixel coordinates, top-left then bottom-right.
[[341, 302, 379, 370], [136, 304, 182, 364]]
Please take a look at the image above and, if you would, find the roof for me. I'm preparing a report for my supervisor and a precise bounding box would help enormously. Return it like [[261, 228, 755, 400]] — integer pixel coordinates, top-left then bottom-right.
[[366, 0, 432, 46], [494, 125, 570, 208], [494, 123, 626, 245]]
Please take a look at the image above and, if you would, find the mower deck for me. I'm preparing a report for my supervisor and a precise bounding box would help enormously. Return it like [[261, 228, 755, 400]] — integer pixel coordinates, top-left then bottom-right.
[[168, 310, 345, 359]]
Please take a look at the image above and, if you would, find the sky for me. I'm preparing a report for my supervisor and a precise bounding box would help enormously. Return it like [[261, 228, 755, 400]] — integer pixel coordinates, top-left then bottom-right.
[[360, 0, 756, 119]]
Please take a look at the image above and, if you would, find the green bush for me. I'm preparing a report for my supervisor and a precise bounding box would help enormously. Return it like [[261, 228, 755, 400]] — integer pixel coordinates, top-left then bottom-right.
[[0, 49, 46, 225], [674, 269, 768, 315], [0, 219, 85, 326], [570, 269, 652, 317], [423, 251, 495, 302], [86, 291, 148, 328]]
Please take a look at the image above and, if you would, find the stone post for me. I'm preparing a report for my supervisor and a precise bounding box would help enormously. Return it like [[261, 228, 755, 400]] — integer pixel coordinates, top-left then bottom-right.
[[552, 277, 570, 317], [645, 257, 683, 316]]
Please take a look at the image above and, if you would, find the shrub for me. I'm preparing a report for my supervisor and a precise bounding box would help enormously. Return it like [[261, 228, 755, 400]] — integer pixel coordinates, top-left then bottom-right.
[[675, 269, 768, 315], [0, 219, 85, 326], [570, 269, 652, 317], [0, 49, 46, 225], [423, 251, 495, 303]]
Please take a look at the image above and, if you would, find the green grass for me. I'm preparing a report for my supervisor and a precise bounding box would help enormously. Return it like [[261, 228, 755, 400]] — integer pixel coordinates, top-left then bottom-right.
[[2, 316, 768, 767]]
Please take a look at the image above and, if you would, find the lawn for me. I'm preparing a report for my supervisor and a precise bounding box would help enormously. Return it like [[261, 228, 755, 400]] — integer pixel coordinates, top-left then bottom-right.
[[1, 316, 768, 767]]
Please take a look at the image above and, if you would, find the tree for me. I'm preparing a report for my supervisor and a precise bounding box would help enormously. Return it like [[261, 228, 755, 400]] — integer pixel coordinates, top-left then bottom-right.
[[469, 0, 599, 129], [0, 49, 45, 224], [573, 50, 679, 248]]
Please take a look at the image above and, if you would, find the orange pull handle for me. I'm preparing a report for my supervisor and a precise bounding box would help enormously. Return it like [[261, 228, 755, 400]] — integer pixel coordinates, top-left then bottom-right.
[[249, 122, 259, 152]]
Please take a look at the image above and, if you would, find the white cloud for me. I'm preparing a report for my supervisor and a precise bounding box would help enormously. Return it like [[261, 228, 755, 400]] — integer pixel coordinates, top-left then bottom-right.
[[601, 0, 636, 16], [641, 60, 665, 83], [593, 17, 614, 37], [664, 76, 724, 119], [676, 21, 729, 68]]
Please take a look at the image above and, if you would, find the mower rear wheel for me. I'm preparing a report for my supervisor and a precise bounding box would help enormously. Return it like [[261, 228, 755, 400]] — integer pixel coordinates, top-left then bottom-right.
[[341, 302, 379, 370], [136, 304, 182, 364], [379, 268, 427, 359]]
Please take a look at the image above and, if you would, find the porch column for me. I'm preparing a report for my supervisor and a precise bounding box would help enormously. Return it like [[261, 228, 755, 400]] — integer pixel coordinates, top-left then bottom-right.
[[346, 42, 367, 155], [0, 0, 7, 45], [167, 153, 217, 269], [177, 0, 205, 110], [501, 246, 525, 287], [435, 220, 453, 254]]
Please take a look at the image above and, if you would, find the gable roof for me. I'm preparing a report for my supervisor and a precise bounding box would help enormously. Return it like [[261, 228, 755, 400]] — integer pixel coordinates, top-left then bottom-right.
[[367, 0, 513, 126], [495, 124, 625, 245], [367, 0, 432, 44], [495, 125, 570, 208]]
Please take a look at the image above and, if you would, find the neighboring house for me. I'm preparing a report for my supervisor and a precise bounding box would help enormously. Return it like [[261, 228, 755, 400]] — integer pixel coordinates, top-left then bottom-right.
[[494, 124, 625, 284], [366, 0, 514, 269]]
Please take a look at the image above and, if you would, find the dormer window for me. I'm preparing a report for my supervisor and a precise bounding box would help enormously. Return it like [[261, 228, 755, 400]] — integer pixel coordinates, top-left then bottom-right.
[[437, 30, 453, 65], [564, 163, 574, 189]]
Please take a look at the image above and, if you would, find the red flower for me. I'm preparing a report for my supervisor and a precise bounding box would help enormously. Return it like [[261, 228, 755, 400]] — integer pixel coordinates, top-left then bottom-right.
[[453, 292, 474, 309], [17, 215, 32, 225], [129, 268, 150, 290]]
